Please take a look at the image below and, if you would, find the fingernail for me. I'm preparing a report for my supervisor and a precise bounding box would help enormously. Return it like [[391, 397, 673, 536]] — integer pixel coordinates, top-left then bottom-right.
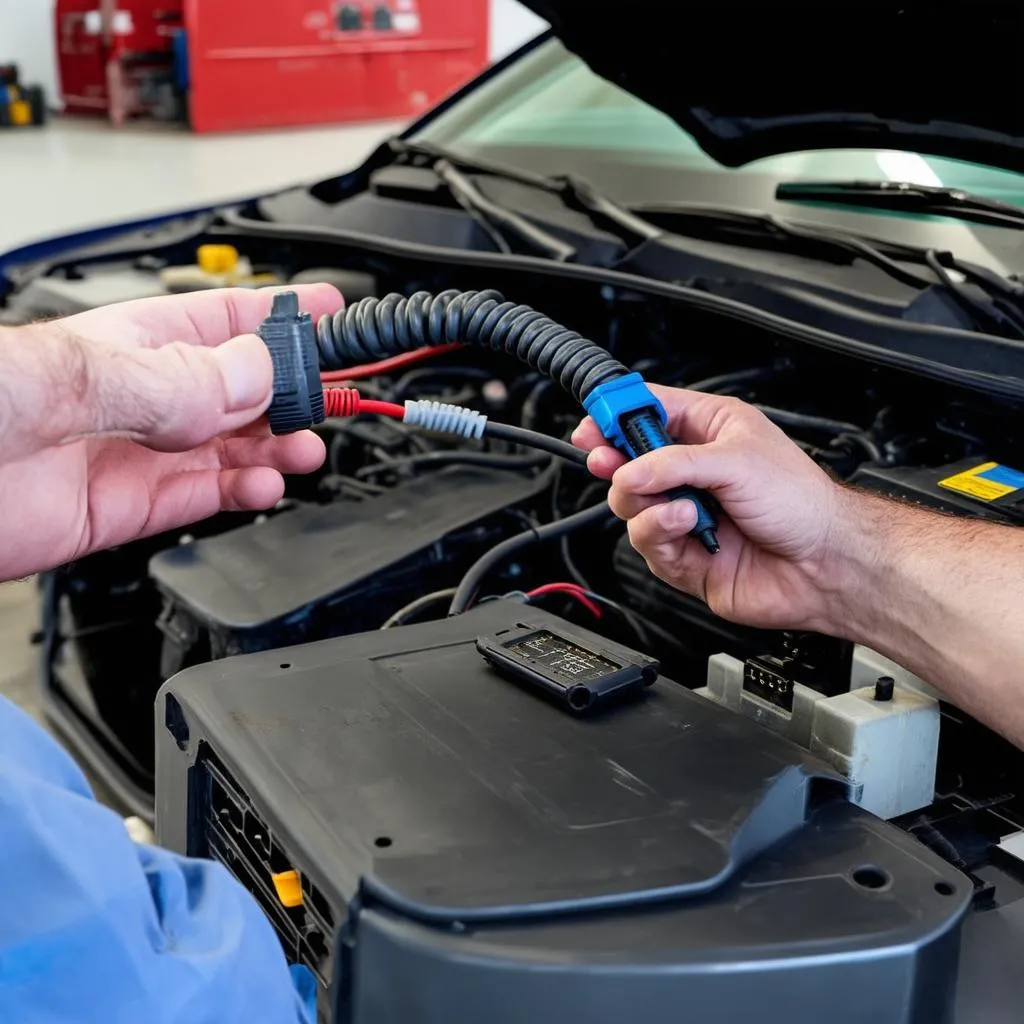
[[657, 500, 692, 532], [616, 460, 650, 489], [213, 335, 272, 412]]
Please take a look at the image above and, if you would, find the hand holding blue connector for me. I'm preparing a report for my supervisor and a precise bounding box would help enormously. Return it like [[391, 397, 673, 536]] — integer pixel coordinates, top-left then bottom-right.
[[582, 373, 721, 553]]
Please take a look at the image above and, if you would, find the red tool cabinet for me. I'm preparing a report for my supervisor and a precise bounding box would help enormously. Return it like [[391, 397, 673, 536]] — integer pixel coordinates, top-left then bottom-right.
[[184, 0, 490, 133], [56, 0, 489, 132], [56, 0, 184, 123]]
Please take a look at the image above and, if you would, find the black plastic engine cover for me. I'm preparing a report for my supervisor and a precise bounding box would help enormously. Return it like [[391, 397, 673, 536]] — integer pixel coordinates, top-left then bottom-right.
[[149, 466, 547, 671], [156, 603, 971, 1024]]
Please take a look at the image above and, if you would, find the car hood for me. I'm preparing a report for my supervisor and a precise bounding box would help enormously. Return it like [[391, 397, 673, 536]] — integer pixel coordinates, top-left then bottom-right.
[[521, 2, 1024, 173]]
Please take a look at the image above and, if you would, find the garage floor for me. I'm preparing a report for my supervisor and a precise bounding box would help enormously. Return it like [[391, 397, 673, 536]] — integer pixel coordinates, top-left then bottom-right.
[[0, 116, 403, 253], [0, 115, 403, 725]]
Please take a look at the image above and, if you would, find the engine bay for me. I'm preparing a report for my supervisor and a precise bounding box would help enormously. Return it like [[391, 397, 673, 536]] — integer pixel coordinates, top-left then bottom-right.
[[4, 207, 1019, 1021], [27, 240, 1024, 892]]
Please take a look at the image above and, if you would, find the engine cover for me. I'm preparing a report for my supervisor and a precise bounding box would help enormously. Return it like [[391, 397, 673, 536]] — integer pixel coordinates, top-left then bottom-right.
[[156, 603, 970, 1024], [149, 465, 548, 675]]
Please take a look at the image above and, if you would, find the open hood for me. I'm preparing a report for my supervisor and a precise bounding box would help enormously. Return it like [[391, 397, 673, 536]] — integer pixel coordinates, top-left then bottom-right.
[[521, 2, 1024, 174]]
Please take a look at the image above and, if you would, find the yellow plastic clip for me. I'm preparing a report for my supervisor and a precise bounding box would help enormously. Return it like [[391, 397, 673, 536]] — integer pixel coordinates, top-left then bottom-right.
[[271, 869, 304, 908]]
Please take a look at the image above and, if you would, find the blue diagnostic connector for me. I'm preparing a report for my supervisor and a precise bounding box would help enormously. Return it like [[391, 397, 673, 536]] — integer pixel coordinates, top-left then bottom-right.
[[583, 373, 668, 458], [584, 373, 721, 554]]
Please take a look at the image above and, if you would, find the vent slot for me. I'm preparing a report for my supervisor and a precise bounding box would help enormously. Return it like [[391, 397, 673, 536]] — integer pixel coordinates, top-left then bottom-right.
[[199, 750, 336, 993]]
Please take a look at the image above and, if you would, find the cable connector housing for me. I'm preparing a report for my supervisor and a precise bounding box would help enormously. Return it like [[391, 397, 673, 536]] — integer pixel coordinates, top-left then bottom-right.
[[584, 373, 720, 554], [582, 372, 667, 458], [257, 291, 325, 435]]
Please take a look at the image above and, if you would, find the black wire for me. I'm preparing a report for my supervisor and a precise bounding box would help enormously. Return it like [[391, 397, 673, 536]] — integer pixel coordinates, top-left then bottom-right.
[[832, 432, 884, 464], [357, 450, 549, 478], [320, 474, 387, 499], [381, 589, 459, 629], [550, 467, 596, 591], [521, 378, 555, 430], [393, 366, 494, 400], [682, 366, 778, 394], [925, 249, 1024, 339], [754, 404, 867, 436], [587, 591, 691, 653], [449, 502, 614, 615], [483, 422, 589, 466], [575, 590, 654, 648]]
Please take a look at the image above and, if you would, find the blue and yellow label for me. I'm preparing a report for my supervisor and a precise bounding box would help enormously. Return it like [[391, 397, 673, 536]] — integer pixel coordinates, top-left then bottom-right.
[[939, 462, 1024, 502]]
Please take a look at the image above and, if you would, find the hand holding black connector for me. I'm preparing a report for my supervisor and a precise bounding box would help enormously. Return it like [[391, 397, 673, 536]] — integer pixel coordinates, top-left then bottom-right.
[[257, 290, 720, 554]]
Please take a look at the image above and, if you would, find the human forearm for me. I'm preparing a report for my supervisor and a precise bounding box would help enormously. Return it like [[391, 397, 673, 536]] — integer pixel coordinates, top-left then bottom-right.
[[826, 488, 1024, 744], [575, 386, 1024, 743]]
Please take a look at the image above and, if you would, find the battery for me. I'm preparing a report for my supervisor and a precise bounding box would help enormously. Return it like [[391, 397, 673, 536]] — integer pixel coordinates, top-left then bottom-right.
[[850, 458, 1024, 525]]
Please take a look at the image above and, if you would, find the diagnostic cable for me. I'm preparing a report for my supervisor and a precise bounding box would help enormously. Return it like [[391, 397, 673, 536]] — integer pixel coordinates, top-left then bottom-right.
[[257, 290, 720, 553]]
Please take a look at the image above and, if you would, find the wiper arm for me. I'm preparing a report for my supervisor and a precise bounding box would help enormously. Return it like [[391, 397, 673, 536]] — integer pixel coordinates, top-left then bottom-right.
[[388, 139, 575, 261], [776, 180, 1024, 231], [635, 202, 935, 288], [388, 140, 1024, 333], [634, 201, 1024, 339], [389, 138, 557, 192], [433, 160, 576, 263], [389, 137, 660, 254]]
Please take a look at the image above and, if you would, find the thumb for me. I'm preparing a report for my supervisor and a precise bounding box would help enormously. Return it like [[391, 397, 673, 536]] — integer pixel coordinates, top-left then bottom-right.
[[34, 331, 274, 453]]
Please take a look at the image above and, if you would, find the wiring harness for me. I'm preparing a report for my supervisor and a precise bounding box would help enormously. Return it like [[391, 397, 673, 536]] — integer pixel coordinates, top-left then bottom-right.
[[258, 290, 720, 553]]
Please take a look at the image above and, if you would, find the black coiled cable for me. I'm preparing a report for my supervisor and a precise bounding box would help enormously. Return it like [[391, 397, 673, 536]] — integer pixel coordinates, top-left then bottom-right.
[[317, 289, 629, 404]]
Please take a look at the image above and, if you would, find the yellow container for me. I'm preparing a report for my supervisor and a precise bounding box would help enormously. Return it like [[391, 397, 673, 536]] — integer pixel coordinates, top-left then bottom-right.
[[197, 245, 240, 275], [9, 100, 32, 127]]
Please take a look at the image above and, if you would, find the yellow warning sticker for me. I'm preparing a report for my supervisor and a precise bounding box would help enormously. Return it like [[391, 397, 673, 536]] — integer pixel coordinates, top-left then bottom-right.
[[939, 462, 1024, 502]]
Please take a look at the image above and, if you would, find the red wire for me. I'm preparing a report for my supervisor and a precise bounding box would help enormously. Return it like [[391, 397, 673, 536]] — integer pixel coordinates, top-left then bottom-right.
[[317, 400, 604, 621], [320, 344, 464, 383], [322, 388, 404, 420], [526, 583, 603, 619]]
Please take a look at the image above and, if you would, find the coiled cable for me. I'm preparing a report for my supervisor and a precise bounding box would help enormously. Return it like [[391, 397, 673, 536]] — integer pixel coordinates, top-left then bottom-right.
[[317, 290, 629, 404]]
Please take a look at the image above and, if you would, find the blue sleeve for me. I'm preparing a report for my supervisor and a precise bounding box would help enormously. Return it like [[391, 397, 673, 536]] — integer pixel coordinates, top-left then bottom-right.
[[0, 696, 313, 1024]]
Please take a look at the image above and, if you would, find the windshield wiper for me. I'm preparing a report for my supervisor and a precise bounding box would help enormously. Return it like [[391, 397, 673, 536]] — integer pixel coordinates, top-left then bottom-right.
[[389, 137, 661, 254], [433, 159, 576, 262], [635, 202, 1024, 339], [390, 138, 575, 260], [776, 180, 1024, 231], [387, 140, 1024, 335]]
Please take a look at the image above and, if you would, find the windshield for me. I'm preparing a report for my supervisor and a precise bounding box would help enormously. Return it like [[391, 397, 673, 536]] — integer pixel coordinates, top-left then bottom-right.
[[412, 38, 1024, 225]]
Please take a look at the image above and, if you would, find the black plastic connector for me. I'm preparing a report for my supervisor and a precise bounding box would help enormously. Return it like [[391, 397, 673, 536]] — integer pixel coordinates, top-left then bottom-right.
[[257, 291, 325, 436]]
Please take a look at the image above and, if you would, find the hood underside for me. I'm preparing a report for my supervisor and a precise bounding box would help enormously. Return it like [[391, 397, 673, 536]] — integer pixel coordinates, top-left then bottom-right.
[[522, 2, 1024, 173]]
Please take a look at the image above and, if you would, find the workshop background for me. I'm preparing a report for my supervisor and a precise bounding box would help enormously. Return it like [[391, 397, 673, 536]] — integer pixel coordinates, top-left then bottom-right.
[[0, 0, 547, 252], [0, 0, 547, 725]]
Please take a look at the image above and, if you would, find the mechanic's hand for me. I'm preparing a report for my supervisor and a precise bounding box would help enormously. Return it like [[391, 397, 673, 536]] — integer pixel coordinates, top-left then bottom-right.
[[0, 285, 341, 580], [573, 386, 848, 632]]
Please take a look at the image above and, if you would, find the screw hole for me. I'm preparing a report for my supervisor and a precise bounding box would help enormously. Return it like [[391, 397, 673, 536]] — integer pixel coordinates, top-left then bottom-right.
[[374, 836, 393, 849], [852, 865, 890, 890], [935, 880, 955, 896], [280, 663, 292, 670]]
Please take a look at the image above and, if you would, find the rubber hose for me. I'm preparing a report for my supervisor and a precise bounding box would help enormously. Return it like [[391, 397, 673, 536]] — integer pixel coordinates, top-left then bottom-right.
[[317, 290, 629, 404]]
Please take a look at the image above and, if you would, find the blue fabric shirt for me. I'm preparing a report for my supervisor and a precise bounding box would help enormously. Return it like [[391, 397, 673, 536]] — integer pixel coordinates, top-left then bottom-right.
[[0, 696, 313, 1024]]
